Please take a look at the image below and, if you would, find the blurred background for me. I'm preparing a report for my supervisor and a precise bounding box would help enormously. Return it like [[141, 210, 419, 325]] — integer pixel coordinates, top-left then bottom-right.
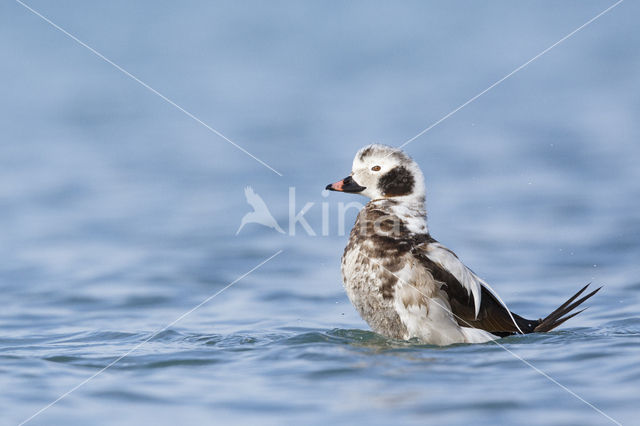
[[1, 1, 638, 425]]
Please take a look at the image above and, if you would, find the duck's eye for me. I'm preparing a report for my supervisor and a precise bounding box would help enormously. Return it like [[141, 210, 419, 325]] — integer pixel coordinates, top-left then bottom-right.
[[371, 165, 381, 172]]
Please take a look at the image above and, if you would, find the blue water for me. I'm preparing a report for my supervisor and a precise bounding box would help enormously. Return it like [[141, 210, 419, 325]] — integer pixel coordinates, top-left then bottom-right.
[[1, 1, 639, 425]]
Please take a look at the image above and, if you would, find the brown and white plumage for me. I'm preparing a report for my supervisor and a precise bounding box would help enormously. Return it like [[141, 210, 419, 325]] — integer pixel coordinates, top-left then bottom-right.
[[327, 144, 600, 345]]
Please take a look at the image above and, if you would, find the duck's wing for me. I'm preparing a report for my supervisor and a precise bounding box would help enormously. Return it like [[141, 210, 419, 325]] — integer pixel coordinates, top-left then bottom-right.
[[412, 239, 601, 335], [412, 240, 525, 335]]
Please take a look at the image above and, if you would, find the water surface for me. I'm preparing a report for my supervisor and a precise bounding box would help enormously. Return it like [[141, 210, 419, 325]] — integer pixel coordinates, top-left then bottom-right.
[[1, 1, 639, 425]]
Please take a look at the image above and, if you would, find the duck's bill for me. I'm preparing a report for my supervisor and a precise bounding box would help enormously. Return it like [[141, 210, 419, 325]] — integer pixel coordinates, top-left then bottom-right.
[[325, 176, 366, 193]]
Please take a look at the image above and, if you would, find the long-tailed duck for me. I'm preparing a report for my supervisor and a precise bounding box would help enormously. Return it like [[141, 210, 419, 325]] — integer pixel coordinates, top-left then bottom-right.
[[326, 144, 600, 345]]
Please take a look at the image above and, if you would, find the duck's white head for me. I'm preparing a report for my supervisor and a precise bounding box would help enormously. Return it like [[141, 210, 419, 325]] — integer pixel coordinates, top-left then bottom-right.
[[326, 144, 426, 205]]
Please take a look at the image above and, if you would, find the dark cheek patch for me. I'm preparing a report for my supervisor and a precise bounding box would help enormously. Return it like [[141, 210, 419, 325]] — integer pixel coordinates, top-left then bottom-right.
[[378, 166, 414, 197]]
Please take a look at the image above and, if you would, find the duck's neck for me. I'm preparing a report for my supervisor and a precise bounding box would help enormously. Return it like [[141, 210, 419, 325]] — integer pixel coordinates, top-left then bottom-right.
[[370, 197, 428, 235]]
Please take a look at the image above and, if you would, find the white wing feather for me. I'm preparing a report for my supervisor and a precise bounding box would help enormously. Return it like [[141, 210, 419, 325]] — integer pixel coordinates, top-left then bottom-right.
[[424, 243, 483, 318], [424, 242, 523, 334]]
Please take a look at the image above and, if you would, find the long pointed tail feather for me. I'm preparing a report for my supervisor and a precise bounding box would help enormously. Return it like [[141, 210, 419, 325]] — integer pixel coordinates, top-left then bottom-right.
[[539, 283, 591, 324], [533, 284, 601, 333]]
